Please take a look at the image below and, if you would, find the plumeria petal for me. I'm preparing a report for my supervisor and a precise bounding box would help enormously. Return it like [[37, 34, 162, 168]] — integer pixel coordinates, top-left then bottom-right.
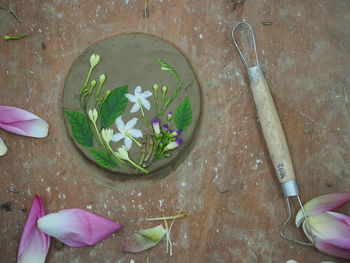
[[309, 213, 350, 241], [37, 209, 122, 247], [130, 103, 140, 113], [140, 90, 152, 99], [111, 133, 124, 142], [125, 118, 138, 130], [135, 86, 142, 94], [115, 117, 125, 133], [124, 137, 133, 150], [123, 224, 166, 253], [0, 106, 49, 138], [128, 129, 142, 138], [296, 193, 350, 227], [18, 195, 50, 263], [141, 99, 151, 110], [316, 239, 350, 260], [0, 136, 7, 156], [125, 94, 138, 103]]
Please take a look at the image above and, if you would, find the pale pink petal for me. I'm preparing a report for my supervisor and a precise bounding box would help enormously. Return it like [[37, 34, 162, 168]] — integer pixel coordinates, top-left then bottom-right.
[[296, 193, 350, 227], [37, 209, 122, 247], [123, 224, 166, 253], [124, 137, 132, 150], [111, 133, 124, 142], [128, 129, 142, 138], [130, 103, 140, 113], [0, 136, 7, 156], [125, 118, 138, 130], [316, 239, 350, 260], [115, 117, 125, 133], [125, 94, 138, 103], [0, 106, 48, 138], [18, 195, 50, 263]]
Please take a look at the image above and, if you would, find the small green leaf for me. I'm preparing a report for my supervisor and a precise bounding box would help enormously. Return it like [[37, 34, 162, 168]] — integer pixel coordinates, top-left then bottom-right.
[[174, 97, 192, 131], [123, 224, 166, 253], [88, 148, 117, 168], [64, 110, 93, 146], [100, 85, 129, 128]]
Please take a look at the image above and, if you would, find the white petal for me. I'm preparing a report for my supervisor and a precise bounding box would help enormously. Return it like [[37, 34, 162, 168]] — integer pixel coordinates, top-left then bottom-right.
[[124, 137, 133, 150], [115, 117, 125, 133], [142, 99, 151, 110], [0, 137, 7, 156], [130, 103, 140, 113], [140, 90, 152, 99], [128, 129, 142, 138], [135, 86, 142, 94], [125, 118, 138, 130], [111, 133, 124, 142], [125, 94, 138, 103]]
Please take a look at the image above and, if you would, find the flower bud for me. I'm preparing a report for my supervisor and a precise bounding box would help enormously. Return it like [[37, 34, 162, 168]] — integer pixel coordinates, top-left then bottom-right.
[[152, 84, 159, 93], [88, 108, 98, 122], [99, 74, 106, 85], [90, 54, 100, 68], [167, 112, 173, 121], [161, 85, 167, 94]]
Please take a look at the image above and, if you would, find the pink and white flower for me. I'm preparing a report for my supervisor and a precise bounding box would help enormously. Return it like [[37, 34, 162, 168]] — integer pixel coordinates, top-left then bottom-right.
[[18, 195, 50, 263], [296, 193, 350, 260], [37, 209, 122, 247], [0, 106, 49, 156]]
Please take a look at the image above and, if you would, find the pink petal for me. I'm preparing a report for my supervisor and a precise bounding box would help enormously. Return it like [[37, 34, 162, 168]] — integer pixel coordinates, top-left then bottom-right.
[[37, 209, 122, 247], [310, 213, 350, 237], [296, 193, 350, 227], [316, 239, 350, 260], [18, 195, 50, 263], [0, 106, 48, 138]]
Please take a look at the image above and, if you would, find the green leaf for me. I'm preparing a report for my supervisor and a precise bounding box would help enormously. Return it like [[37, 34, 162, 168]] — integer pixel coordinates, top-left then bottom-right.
[[88, 148, 117, 168], [100, 85, 129, 128], [64, 110, 93, 146], [174, 97, 192, 131]]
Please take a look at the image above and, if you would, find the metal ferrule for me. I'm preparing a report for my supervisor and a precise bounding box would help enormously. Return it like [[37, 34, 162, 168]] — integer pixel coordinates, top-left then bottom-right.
[[281, 180, 299, 198], [247, 66, 262, 83]]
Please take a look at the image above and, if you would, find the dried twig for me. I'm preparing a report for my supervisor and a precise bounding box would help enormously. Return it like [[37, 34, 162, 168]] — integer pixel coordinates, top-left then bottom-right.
[[0, 6, 21, 23]]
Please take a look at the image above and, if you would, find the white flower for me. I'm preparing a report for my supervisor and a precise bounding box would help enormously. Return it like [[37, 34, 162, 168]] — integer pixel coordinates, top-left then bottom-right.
[[101, 128, 114, 144], [111, 117, 142, 149], [88, 108, 98, 122], [115, 145, 130, 161], [125, 86, 152, 113], [90, 54, 100, 68]]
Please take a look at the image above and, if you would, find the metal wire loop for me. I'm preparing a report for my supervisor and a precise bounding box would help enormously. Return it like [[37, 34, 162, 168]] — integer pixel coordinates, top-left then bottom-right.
[[231, 22, 260, 70]]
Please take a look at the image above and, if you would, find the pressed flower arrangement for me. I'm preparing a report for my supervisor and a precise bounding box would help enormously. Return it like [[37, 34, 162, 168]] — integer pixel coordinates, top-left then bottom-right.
[[63, 34, 201, 175]]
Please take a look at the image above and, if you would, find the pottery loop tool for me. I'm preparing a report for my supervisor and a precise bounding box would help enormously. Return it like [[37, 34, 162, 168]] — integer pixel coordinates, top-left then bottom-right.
[[231, 22, 313, 246]]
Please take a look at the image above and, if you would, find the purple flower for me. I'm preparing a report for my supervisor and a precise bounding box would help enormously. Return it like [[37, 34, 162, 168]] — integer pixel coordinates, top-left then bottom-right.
[[152, 117, 160, 135], [18, 195, 50, 263], [163, 124, 169, 130], [296, 193, 350, 260], [172, 130, 181, 137], [164, 139, 183, 151], [38, 209, 122, 247]]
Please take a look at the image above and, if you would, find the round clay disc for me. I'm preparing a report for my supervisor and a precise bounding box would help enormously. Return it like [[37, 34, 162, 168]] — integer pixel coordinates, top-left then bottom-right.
[[63, 33, 201, 176]]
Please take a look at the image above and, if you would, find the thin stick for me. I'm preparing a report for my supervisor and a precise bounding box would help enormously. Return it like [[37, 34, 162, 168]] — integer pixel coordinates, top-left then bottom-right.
[[0, 6, 21, 23], [144, 0, 150, 32], [344, 86, 350, 115]]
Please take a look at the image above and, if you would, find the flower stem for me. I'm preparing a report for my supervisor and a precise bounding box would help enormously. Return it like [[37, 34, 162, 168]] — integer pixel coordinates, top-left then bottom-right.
[[91, 121, 104, 146], [125, 132, 142, 147], [128, 159, 149, 173], [138, 100, 148, 127], [80, 66, 94, 95]]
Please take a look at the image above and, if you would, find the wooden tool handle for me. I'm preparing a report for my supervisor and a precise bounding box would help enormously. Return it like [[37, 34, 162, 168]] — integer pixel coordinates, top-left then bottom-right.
[[248, 66, 295, 184]]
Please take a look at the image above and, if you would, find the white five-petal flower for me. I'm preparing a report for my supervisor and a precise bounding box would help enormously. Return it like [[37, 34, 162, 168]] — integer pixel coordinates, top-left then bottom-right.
[[125, 86, 152, 113], [111, 117, 142, 150]]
